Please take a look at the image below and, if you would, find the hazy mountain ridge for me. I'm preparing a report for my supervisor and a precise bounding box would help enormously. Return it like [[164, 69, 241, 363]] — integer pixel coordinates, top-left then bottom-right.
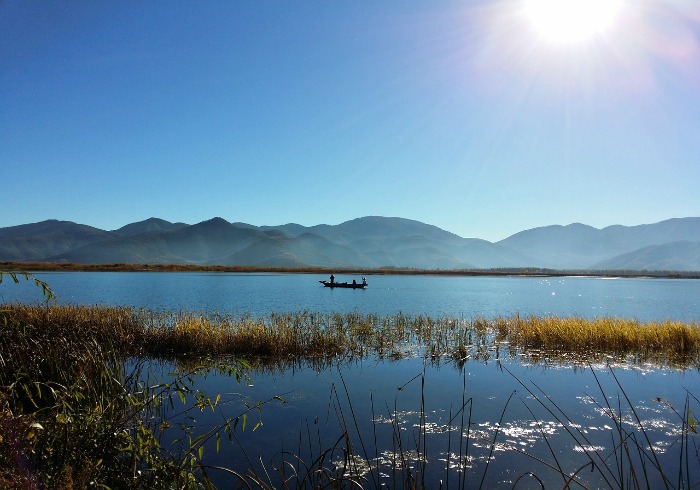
[[497, 217, 700, 269], [1, 216, 699, 271], [591, 241, 700, 271]]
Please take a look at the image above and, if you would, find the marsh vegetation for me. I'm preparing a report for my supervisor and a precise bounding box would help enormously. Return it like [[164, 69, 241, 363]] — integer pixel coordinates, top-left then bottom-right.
[[3, 304, 698, 366], [1, 303, 699, 487]]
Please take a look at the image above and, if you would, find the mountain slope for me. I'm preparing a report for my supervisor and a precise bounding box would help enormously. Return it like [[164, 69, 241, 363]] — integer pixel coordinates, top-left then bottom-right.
[[498, 223, 615, 268], [0, 220, 114, 261], [2, 216, 699, 270], [591, 241, 700, 271], [601, 218, 700, 245], [211, 234, 347, 268], [498, 218, 700, 269], [48, 218, 274, 264], [113, 217, 189, 236]]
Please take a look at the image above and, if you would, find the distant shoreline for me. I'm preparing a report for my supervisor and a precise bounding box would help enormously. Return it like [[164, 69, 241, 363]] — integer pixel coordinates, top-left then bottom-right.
[[2, 261, 699, 279]]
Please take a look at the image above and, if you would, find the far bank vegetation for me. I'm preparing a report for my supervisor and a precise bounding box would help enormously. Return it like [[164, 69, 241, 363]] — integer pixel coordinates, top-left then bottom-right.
[[2, 261, 700, 278]]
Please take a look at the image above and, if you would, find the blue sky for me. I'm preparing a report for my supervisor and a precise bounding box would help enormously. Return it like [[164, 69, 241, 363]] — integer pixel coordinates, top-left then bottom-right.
[[2, 1, 699, 241]]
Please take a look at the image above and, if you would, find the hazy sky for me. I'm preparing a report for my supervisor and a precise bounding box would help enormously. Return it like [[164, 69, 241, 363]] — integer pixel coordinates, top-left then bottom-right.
[[2, 1, 699, 241]]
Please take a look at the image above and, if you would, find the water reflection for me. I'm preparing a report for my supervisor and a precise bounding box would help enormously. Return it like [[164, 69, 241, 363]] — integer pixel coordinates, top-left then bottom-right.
[[154, 355, 698, 489]]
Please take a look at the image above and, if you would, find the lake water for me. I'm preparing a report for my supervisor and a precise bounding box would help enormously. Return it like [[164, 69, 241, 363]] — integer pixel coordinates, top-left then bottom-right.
[[188, 356, 698, 489], [3, 272, 700, 487], [3, 271, 700, 321]]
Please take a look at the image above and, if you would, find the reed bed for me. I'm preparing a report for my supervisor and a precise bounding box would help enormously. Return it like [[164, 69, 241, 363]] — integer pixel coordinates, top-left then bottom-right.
[[2, 304, 699, 367], [0, 303, 141, 344], [146, 311, 348, 358], [502, 314, 700, 364], [0, 304, 142, 395]]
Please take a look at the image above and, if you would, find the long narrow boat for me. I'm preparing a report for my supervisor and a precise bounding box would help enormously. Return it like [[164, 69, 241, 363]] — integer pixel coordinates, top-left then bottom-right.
[[319, 280, 367, 289]]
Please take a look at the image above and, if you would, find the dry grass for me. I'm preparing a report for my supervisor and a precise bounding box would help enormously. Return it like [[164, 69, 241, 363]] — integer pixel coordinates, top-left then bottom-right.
[[501, 314, 700, 364], [2, 304, 699, 367], [148, 311, 347, 358], [3, 261, 699, 278], [0, 305, 142, 396]]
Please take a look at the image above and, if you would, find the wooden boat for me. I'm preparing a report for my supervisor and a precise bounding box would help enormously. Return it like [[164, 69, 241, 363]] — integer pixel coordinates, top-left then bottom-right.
[[319, 280, 367, 289]]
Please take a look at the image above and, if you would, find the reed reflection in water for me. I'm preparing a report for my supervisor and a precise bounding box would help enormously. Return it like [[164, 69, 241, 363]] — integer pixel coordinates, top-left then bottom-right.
[[164, 354, 698, 489]]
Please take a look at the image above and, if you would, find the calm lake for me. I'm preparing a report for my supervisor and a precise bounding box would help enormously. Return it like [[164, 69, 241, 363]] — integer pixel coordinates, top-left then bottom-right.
[[4, 272, 700, 488], [3, 271, 700, 321]]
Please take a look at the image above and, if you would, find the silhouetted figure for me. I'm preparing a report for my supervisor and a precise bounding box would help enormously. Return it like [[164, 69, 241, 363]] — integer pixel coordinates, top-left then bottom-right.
[[362, 277, 367, 285], [352, 279, 357, 285], [330, 274, 335, 284]]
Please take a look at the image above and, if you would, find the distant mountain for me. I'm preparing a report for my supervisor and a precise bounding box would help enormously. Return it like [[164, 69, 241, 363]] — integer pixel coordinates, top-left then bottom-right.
[[2, 216, 699, 271], [0, 220, 114, 261], [48, 217, 274, 265], [212, 233, 344, 268], [591, 241, 700, 271], [112, 217, 189, 237], [497, 217, 700, 269], [497, 223, 602, 269]]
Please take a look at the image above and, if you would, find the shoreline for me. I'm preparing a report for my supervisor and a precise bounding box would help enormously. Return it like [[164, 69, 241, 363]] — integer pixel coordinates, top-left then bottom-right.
[[2, 260, 699, 279]]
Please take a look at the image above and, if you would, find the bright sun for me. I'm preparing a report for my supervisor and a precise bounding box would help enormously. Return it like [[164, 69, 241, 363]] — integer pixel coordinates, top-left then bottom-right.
[[523, 0, 624, 45]]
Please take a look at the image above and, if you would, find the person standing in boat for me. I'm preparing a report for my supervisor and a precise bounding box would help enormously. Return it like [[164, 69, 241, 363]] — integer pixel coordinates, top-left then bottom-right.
[[362, 277, 367, 286], [330, 274, 335, 284]]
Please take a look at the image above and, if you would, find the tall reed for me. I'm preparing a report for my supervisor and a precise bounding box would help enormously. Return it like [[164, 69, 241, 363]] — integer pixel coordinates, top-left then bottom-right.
[[3, 305, 699, 367], [504, 314, 700, 365]]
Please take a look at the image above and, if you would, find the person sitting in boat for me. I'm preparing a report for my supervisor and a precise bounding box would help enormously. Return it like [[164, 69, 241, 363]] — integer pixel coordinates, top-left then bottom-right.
[[352, 279, 357, 285], [362, 277, 367, 285], [330, 274, 335, 284]]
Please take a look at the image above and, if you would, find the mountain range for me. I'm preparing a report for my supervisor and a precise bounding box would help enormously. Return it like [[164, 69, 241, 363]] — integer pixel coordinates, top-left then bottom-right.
[[1, 216, 699, 271]]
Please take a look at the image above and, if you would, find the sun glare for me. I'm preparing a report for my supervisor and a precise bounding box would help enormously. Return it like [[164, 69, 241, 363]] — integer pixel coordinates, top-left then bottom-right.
[[523, 0, 624, 45]]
